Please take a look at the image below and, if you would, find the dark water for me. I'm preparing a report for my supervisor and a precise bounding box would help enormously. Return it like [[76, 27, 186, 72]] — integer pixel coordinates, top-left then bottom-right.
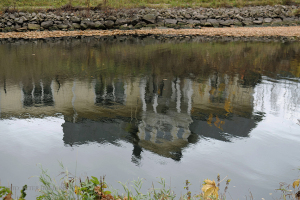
[[0, 38, 300, 199]]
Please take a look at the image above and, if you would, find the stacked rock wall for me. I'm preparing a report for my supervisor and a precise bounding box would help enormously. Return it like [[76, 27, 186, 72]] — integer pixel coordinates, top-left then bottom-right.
[[0, 5, 299, 32]]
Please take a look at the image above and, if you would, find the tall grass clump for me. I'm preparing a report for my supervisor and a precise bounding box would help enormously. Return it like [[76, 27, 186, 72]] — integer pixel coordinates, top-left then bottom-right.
[[32, 163, 231, 200], [36, 162, 79, 200]]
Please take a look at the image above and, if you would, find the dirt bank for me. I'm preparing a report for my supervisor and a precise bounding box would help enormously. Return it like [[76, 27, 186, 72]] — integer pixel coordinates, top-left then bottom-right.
[[0, 26, 300, 39]]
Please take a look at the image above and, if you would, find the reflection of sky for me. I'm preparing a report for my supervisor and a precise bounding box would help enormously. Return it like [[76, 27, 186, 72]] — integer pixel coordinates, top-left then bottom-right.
[[254, 77, 300, 124], [1, 112, 300, 200], [1, 77, 300, 200]]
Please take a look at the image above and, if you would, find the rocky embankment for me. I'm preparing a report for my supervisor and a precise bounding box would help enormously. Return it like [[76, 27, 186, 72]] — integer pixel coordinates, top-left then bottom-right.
[[0, 5, 300, 32]]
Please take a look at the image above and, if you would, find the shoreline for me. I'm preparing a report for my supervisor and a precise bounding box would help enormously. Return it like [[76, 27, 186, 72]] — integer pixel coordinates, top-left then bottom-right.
[[0, 26, 300, 42]]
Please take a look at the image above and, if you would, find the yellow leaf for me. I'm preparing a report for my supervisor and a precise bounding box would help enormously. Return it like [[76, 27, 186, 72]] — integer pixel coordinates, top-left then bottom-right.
[[202, 179, 219, 199], [75, 186, 80, 194], [293, 179, 300, 189]]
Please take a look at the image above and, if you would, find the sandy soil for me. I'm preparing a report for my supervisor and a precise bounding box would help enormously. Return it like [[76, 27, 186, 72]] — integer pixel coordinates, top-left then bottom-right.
[[0, 26, 300, 39]]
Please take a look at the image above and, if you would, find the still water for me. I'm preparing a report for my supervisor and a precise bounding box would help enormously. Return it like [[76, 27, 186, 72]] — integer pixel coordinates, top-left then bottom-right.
[[0, 38, 300, 199]]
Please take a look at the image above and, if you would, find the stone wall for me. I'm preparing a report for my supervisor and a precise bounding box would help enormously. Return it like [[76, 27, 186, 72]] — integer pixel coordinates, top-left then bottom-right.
[[0, 5, 299, 32]]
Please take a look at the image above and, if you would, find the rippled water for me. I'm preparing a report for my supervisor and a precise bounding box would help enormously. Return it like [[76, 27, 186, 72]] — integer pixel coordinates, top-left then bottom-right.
[[0, 38, 300, 199]]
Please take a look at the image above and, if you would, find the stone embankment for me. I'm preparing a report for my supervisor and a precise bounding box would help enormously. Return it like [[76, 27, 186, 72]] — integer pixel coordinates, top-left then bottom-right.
[[0, 5, 300, 32]]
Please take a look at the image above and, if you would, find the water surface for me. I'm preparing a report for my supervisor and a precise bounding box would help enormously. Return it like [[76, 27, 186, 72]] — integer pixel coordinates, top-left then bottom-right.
[[0, 38, 300, 199]]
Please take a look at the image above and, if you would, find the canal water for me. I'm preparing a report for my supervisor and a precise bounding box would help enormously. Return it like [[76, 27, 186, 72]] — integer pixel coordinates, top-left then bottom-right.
[[0, 38, 300, 199]]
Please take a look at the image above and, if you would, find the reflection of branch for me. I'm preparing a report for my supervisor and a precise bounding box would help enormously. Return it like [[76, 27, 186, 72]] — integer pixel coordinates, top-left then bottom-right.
[[3, 78, 6, 94], [55, 75, 60, 93]]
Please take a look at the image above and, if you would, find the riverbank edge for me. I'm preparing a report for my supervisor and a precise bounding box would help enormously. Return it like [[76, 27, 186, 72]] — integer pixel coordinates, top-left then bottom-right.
[[1, 27, 300, 43], [0, 33, 299, 44], [1, 5, 300, 33]]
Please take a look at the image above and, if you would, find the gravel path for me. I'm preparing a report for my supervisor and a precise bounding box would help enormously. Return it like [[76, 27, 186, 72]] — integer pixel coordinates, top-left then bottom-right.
[[0, 26, 300, 39]]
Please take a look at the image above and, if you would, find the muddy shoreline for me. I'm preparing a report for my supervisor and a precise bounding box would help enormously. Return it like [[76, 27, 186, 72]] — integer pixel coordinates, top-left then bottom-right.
[[0, 26, 300, 43]]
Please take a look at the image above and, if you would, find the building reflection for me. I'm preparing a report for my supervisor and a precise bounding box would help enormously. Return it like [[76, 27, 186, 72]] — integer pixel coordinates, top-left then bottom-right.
[[22, 80, 54, 107], [0, 73, 263, 163]]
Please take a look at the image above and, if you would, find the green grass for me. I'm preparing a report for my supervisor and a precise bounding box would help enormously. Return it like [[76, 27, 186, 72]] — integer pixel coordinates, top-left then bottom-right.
[[0, 0, 300, 11]]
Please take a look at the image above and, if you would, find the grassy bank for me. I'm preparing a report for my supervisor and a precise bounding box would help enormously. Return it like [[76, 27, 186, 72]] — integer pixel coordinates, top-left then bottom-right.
[[0, 0, 300, 11]]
